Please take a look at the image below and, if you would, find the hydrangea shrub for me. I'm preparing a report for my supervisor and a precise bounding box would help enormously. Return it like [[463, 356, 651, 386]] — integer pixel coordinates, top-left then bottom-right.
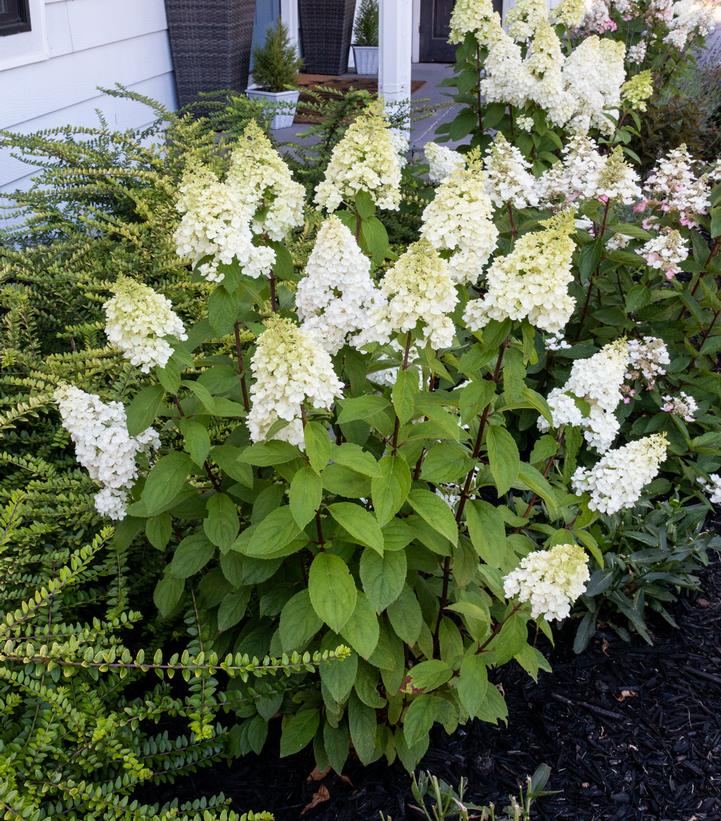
[[54, 1, 721, 772]]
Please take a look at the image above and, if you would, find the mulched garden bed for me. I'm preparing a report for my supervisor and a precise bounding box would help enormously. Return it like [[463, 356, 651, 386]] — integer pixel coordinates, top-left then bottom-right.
[[165, 562, 721, 820]]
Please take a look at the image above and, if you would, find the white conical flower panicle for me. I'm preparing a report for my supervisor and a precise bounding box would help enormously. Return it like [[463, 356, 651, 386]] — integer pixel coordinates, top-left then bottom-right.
[[539, 338, 629, 453], [103, 277, 187, 372], [505, 0, 548, 41], [662, 392, 698, 422], [595, 147, 642, 205], [640, 227, 689, 280], [247, 317, 344, 448], [314, 102, 406, 213], [424, 142, 465, 184], [503, 543, 590, 621], [174, 122, 304, 283], [537, 135, 607, 206], [572, 433, 668, 514], [484, 132, 539, 209], [643, 144, 711, 227], [562, 36, 626, 136], [464, 210, 576, 336], [296, 216, 386, 354], [54, 385, 160, 520], [227, 120, 305, 242], [625, 336, 670, 388], [420, 150, 498, 285], [359, 239, 458, 350], [449, 0, 502, 44]]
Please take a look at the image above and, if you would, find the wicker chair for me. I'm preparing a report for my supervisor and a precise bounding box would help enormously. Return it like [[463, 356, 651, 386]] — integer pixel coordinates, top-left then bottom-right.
[[298, 0, 356, 75], [165, 0, 256, 106]]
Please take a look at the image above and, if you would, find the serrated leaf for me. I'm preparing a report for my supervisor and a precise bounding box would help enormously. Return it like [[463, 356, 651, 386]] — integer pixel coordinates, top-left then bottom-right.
[[140, 452, 194, 516], [309, 553, 357, 633], [371, 455, 411, 526], [203, 493, 240, 551], [304, 421, 332, 474], [486, 426, 520, 496], [359, 549, 407, 612], [407, 489, 458, 546], [465, 500, 507, 568], [126, 384, 165, 437], [289, 466, 322, 529], [329, 502, 384, 554]]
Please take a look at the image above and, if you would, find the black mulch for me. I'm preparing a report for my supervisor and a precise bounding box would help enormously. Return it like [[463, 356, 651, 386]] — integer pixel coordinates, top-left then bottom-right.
[[161, 562, 721, 820]]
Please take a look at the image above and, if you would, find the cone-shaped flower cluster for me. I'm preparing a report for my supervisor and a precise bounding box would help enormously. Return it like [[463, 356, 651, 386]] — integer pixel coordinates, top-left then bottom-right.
[[484, 132, 539, 209], [572, 433, 668, 514], [296, 216, 386, 354], [104, 277, 187, 372], [174, 122, 304, 283], [540, 338, 629, 453], [247, 317, 344, 448], [424, 142, 465, 184], [314, 102, 406, 213], [464, 210, 576, 336], [55, 384, 159, 520], [503, 543, 590, 621], [420, 150, 498, 285], [362, 240, 458, 350]]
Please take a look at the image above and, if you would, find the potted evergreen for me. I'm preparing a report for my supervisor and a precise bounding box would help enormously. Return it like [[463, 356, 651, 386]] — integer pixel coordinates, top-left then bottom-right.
[[247, 20, 303, 130], [352, 0, 379, 76]]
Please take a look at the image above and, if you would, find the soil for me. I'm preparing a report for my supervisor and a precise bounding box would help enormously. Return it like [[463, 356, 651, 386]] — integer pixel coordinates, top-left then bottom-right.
[[163, 563, 721, 821]]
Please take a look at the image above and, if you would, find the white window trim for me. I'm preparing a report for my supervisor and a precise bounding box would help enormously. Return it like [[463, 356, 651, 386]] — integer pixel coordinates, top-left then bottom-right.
[[0, 0, 48, 72]]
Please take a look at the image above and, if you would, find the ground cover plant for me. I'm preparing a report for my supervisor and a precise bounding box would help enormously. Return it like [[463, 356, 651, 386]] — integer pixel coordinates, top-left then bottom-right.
[[1, 0, 721, 816]]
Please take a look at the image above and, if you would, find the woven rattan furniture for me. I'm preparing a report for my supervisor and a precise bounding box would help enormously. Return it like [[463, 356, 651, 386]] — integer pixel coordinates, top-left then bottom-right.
[[165, 0, 256, 106], [298, 0, 356, 75]]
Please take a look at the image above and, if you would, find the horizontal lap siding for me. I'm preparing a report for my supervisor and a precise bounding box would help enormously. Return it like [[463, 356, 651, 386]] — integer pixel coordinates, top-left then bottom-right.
[[0, 0, 177, 193]]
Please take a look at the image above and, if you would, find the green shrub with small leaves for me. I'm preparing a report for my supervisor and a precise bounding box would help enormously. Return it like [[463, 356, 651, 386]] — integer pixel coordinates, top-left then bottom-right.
[[353, 0, 379, 47]]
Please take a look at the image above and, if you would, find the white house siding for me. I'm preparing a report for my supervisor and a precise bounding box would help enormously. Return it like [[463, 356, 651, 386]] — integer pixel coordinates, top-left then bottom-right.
[[0, 0, 176, 194]]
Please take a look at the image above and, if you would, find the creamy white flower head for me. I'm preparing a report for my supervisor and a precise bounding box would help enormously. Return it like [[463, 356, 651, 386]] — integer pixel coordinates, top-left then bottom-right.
[[621, 70, 653, 112], [481, 27, 533, 109], [227, 120, 305, 243], [424, 141, 465, 184], [174, 122, 304, 283], [464, 209, 577, 335], [361, 239, 458, 350], [247, 317, 344, 448], [562, 36, 626, 135], [664, 0, 716, 49], [552, 0, 589, 28], [625, 336, 670, 388], [420, 150, 498, 285], [701, 474, 721, 505], [526, 19, 574, 127], [296, 216, 387, 354], [104, 277, 187, 373], [484, 132, 539, 209], [596, 147, 642, 204], [644, 144, 711, 227], [539, 338, 629, 452], [55, 384, 160, 520], [536, 135, 606, 205], [314, 102, 406, 213], [572, 433, 668, 514], [516, 115, 534, 132], [503, 543, 590, 621], [506, 0, 549, 41], [627, 41, 647, 63], [640, 228, 689, 280], [662, 391, 698, 422], [449, 0, 502, 44]]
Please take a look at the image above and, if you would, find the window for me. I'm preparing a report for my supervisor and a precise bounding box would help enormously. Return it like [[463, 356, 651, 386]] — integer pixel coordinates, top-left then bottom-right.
[[0, 0, 31, 37]]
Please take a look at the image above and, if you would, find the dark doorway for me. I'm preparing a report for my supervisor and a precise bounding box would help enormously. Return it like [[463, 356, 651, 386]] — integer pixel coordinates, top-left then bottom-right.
[[419, 0, 504, 62]]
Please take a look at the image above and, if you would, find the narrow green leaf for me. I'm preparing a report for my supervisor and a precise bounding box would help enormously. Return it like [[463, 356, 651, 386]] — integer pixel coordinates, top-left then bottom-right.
[[328, 502, 384, 554], [486, 425, 520, 496], [371, 456, 411, 526], [289, 466, 322, 529]]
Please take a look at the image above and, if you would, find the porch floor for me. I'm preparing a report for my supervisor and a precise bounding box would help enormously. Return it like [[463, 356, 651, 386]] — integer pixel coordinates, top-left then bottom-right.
[[273, 61, 461, 154]]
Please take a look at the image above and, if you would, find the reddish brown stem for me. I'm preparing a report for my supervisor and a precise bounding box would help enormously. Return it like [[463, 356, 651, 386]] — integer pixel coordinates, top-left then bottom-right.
[[173, 396, 222, 491], [233, 321, 251, 412], [574, 199, 611, 342]]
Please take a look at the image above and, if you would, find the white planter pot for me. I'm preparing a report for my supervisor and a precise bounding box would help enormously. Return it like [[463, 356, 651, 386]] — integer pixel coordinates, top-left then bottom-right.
[[352, 45, 378, 76], [246, 88, 300, 130]]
